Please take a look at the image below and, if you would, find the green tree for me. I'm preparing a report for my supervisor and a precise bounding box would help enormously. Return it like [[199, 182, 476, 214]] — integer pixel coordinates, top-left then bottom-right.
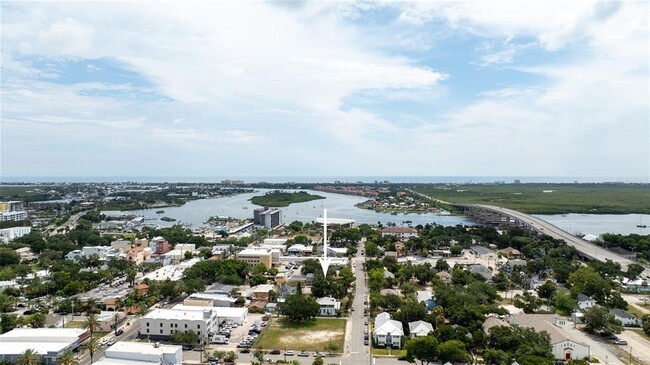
[[583, 306, 622, 334], [404, 336, 438, 365], [83, 337, 102, 364], [29, 313, 46, 328], [536, 280, 557, 302], [435, 259, 450, 272], [312, 357, 324, 365], [281, 294, 320, 322], [57, 349, 79, 365], [224, 351, 237, 362], [83, 313, 100, 336], [514, 291, 542, 314], [626, 263, 645, 280], [16, 349, 40, 365], [553, 289, 577, 315], [364, 241, 380, 257], [437, 340, 466, 363]]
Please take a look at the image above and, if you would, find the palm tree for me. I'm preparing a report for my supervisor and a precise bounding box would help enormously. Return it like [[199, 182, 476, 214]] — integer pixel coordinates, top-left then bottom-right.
[[16, 349, 40, 365], [136, 303, 149, 317], [84, 337, 101, 364], [112, 312, 122, 335], [83, 313, 100, 336], [57, 349, 79, 365], [84, 298, 98, 315], [432, 306, 446, 329]]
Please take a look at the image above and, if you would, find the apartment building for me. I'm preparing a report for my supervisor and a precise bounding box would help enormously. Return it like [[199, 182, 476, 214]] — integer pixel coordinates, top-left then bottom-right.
[[139, 308, 218, 341]]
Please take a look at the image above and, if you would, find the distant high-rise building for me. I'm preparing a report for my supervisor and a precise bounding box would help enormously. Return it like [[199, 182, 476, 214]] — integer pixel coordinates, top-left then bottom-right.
[[253, 207, 282, 229], [513, 179, 521, 184]]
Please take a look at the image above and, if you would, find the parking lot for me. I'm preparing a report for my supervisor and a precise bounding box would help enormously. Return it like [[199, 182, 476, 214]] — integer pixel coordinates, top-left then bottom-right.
[[204, 312, 266, 351]]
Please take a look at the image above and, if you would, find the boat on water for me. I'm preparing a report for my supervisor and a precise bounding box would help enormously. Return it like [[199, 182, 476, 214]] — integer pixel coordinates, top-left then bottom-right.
[[637, 225, 647, 228], [242, 206, 248, 209]]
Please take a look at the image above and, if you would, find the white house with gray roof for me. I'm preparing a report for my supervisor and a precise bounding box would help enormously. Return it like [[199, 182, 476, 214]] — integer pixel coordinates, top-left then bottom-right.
[[408, 320, 433, 338], [373, 312, 404, 348], [611, 308, 639, 326]]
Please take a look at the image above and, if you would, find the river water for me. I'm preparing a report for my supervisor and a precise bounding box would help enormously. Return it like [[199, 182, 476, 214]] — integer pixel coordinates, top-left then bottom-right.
[[102, 189, 649, 236], [103, 189, 472, 227]]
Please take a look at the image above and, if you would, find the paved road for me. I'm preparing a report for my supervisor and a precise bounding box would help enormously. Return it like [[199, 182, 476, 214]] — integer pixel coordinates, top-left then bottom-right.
[[346, 240, 371, 365], [471, 205, 650, 276]]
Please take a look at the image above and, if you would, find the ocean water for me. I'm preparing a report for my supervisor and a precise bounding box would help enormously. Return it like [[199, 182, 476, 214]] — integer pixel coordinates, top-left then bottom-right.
[[3, 175, 648, 184]]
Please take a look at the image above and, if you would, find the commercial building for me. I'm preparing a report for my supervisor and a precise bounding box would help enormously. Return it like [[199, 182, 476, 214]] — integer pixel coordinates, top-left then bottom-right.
[[96, 311, 127, 333], [0, 211, 28, 222], [95, 341, 182, 365], [171, 304, 248, 325], [183, 292, 237, 307], [149, 237, 171, 255], [0, 201, 24, 212], [237, 248, 278, 268], [253, 208, 282, 229], [139, 308, 218, 341], [0, 226, 31, 243], [65, 246, 125, 262], [0, 328, 90, 365], [381, 227, 418, 240]]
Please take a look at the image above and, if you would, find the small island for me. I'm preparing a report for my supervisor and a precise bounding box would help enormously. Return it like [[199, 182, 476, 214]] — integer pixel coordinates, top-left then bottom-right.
[[155, 210, 165, 214], [251, 190, 325, 207]]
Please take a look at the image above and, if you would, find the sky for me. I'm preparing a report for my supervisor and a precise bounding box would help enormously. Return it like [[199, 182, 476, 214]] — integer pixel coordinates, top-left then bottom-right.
[[1, 1, 648, 180]]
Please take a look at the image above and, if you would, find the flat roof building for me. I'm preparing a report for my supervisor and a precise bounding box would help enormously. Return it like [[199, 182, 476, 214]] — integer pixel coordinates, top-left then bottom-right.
[[96, 341, 182, 365], [0, 328, 90, 365]]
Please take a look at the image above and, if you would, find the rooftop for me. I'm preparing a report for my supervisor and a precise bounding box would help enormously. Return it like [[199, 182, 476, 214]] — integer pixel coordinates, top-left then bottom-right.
[[382, 227, 417, 234], [144, 308, 214, 321]]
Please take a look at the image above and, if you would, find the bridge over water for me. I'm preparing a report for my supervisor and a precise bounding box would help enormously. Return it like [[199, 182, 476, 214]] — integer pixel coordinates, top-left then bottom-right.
[[457, 204, 650, 276]]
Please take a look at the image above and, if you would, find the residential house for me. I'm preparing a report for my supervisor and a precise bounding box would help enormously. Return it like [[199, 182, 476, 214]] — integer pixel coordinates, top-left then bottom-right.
[[408, 320, 433, 338], [373, 312, 404, 348], [500, 247, 524, 259], [577, 294, 596, 310], [469, 264, 493, 281], [611, 308, 639, 326], [502, 259, 527, 274], [316, 297, 341, 316], [416, 291, 435, 311], [436, 271, 452, 284]]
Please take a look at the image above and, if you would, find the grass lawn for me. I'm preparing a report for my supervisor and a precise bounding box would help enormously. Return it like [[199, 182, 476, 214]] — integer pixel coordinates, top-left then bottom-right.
[[413, 183, 650, 214], [372, 348, 406, 357], [255, 318, 346, 352]]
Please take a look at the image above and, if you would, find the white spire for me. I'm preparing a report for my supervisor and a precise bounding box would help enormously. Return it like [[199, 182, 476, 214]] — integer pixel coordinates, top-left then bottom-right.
[[318, 208, 331, 276]]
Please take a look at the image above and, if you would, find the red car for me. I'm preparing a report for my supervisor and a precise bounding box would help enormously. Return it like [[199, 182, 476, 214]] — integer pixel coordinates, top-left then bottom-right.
[[269, 349, 281, 355], [261, 315, 270, 321]]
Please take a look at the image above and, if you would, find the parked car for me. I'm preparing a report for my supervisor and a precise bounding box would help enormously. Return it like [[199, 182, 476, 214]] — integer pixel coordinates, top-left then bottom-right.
[[285, 350, 295, 356], [269, 349, 281, 355], [613, 339, 628, 345], [240, 348, 250, 354], [108, 339, 116, 346], [314, 352, 325, 357], [364, 339, 369, 345], [182, 345, 193, 350], [262, 315, 270, 321], [116, 329, 124, 336], [298, 351, 309, 357]]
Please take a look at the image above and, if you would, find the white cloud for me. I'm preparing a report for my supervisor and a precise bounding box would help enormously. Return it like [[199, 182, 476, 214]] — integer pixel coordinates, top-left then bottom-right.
[[1, 1, 647, 178]]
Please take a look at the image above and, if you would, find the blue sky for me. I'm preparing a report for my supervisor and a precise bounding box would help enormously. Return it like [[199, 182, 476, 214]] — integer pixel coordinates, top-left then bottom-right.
[[1, 1, 648, 179]]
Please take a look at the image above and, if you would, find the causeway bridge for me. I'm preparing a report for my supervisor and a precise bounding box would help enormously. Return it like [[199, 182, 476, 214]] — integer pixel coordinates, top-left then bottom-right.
[[457, 204, 649, 275]]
